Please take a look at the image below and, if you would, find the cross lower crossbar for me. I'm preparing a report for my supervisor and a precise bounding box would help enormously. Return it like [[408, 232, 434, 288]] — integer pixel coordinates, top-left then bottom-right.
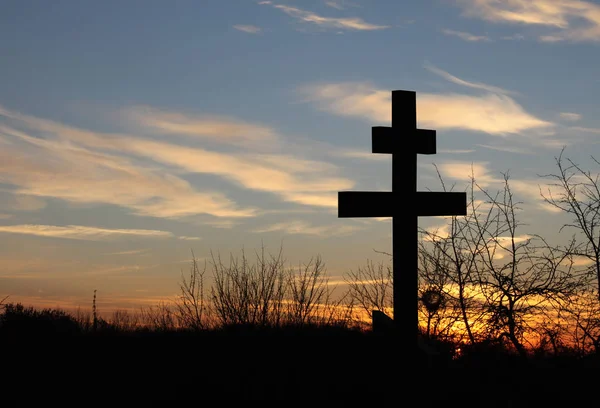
[[338, 191, 467, 218]]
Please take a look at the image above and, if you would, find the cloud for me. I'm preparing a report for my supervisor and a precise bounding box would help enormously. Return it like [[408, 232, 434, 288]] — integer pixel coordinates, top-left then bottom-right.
[[253, 220, 362, 236], [434, 161, 564, 214], [571, 126, 600, 134], [334, 148, 390, 161], [441, 28, 491, 42], [0, 113, 257, 219], [501, 33, 525, 40], [0, 104, 353, 221], [559, 112, 582, 121], [325, 1, 345, 10], [435, 161, 497, 187], [455, 0, 600, 42], [123, 106, 279, 149], [424, 62, 518, 95], [178, 236, 202, 241], [0, 224, 173, 240], [263, 3, 389, 31], [439, 149, 476, 154], [108, 249, 150, 255], [299, 82, 552, 135], [476, 144, 535, 154], [233, 25, 262, 34]]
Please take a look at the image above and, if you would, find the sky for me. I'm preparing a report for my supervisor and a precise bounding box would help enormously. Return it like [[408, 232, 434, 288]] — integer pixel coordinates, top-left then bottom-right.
[[1, 0, 599, 315]]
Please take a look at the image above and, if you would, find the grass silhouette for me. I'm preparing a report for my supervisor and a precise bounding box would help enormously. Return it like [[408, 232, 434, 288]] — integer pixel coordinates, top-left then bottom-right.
[[0, 301, 598, 406]]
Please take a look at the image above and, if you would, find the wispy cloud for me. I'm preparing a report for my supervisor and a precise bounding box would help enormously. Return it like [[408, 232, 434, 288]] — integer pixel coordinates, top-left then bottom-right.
[[476, 144, 535, 154], [569, 126, 600, 135], [0, 104, 353, 221], [455, 0, 600, 42], [501, 33, 525, 41], [424, 62, 518, 95], [439, 149, 476, 154], [253, 220, 362, 236], [233, 24, 262, 34], [108, 248, 150, 255], [324, 1, 345, 10], [559, 112, 582, 121], [299, 81, 552, 135], [334, 148, 389, 161], [178, 236, 202, 241], [0, 224, 173, 240], [441, 28, 491, 42], [262, 2, 388, 31], [434, 161, 565, 213], [123, 106, 279, 149], [0, 119, 257, 220]]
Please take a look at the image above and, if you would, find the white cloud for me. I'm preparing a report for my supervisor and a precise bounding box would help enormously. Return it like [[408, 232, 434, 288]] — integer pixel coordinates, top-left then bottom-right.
[[424, 62, 518, 95], [456, 0, 600, 42], [0, 224, 173, 240], [476, 144, 535, 154], [108, 249, 150, 255], [439, 149, 476, 154], [501, 33, 525, 40], [0, 103, 353, 221], [325, 1, 345, 10], [299, 82, 552, 135], [178, 236, 203, 241], [263, 3, 389, 31], [435, 161, 497, 187], [559, 112, 582, 121], [233, 25, 262, 34], [334, 148, 390, 161], [571, 126, 600, 134], [253, 220, 362, 236], [123, 106, 279, 149], [441, 28, 491, 42]]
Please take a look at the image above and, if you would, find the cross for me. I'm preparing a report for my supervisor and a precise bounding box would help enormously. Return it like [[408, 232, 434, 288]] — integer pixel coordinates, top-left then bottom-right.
[[338, 90, 467, 340]]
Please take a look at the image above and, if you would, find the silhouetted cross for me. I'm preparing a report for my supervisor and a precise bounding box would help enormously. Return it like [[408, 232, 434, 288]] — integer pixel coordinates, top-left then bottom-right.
[[338, 90, 467, 340]]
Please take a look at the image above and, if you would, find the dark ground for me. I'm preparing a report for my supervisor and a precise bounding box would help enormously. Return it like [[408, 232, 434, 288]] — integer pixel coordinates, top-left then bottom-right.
[[1, 327, 598, 406]]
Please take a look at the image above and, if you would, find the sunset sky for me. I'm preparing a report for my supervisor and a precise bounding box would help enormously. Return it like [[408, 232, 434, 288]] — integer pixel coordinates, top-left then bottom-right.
[[1, 0, 599, 314]]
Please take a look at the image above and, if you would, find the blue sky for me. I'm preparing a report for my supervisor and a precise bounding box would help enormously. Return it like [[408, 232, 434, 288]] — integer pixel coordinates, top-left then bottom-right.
[[1, 0, 599, 313]]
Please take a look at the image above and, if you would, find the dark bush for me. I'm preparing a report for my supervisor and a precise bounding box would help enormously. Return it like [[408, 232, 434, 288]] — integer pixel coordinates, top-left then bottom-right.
[[0, 303, 81, 338]]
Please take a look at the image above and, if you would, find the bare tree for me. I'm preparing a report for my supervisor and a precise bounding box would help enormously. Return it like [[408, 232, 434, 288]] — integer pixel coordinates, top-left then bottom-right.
[[287, 256, 327, 325], [140, 301, 177, 331], [539, 147, 600, 300], [210, 245, 287, 327], [473, 172, 579, 355], [344, 258, 393, 321], [419, 169, 581, 355], [419, 167, 489, 344], [110, 309, 140, 332], [175, 251, 208, 330]]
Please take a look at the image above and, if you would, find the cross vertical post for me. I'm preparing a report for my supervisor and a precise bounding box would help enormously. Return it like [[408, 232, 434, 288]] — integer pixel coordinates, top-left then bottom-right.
[[391, 91, 418, 334]]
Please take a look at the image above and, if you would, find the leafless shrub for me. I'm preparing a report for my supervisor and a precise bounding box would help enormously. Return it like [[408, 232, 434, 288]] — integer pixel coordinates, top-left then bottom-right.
[[175, 251, 209, 330], [344, 259, 393, 321], [140, 301, 177, 331], [210, 245, 287, 327]]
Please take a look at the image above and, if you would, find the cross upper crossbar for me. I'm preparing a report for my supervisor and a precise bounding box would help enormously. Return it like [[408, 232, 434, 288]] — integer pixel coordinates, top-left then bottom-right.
[[372, 126, 436, 155]]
